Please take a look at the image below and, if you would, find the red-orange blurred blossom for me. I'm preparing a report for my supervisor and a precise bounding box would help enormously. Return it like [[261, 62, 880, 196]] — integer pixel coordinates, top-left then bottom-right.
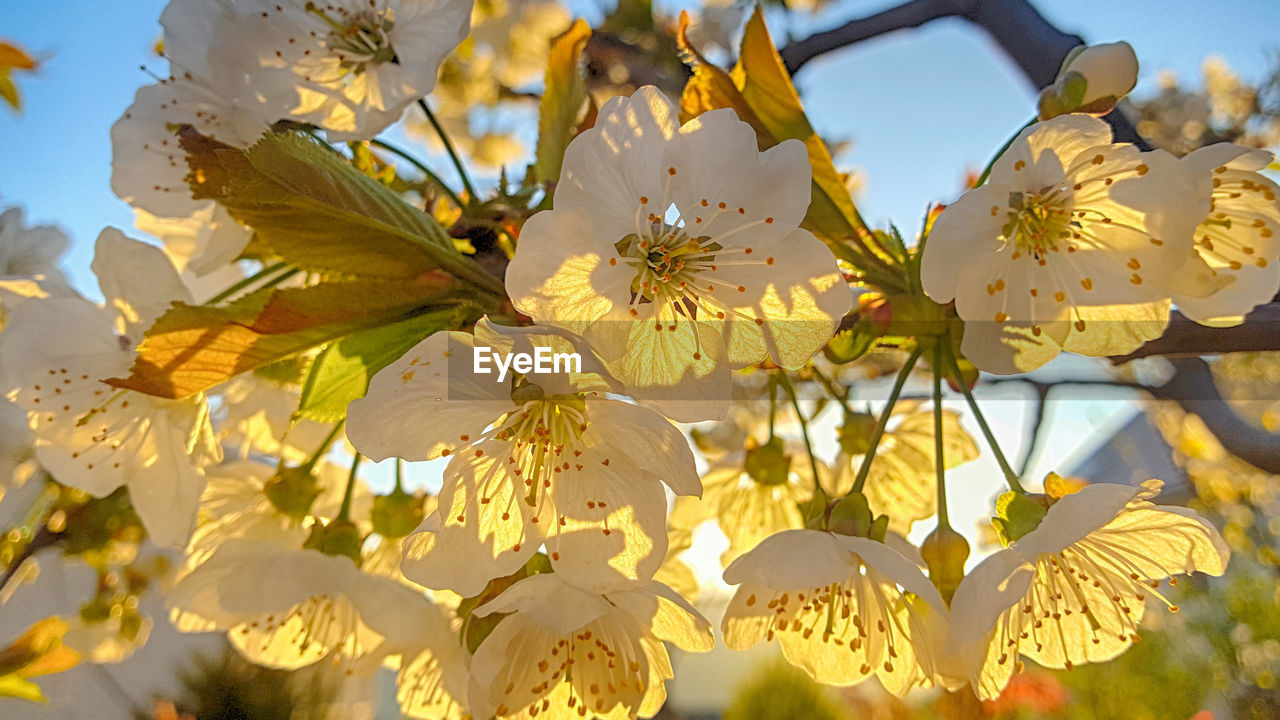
[[856, 291, 895, 334], [983, 670, 1069, 715]]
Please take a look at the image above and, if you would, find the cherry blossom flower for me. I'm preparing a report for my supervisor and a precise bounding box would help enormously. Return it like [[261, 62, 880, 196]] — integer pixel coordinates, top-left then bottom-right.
[[506, 86, 852, 421], [947, 480, 1229, 700], [921, 114, 1204, 373], [0, 207, 70, 292], [670, 437, 818, 568], [169, 538, 438, 670], [825, 403, 979, 534], [133, 206, 251, 282], [110, 77, 270, 220], [721, 529, 948, 696], [466, 572, 713, 719], [186, 459, 364, 566], [346, 318, 700, 596], [395, 599, 470, 720], [1165, 143, 1280, 326], [0, 229, 220, 546], [165, 0, 473, 140]]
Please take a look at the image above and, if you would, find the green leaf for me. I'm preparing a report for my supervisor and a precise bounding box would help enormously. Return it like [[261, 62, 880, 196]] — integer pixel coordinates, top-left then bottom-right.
[[602, 0, 654, 33], [535, 19, 592, 190], [183, 130, 500, 292], [296, 308, 463, 423], [108, 276, 475, 399]]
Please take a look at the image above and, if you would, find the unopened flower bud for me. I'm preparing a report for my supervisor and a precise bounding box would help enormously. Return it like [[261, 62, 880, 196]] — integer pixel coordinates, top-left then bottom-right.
[[827, 492, 873, 537], [744, 436, 791, 487], [371, 487, 426, 539], [264, 466, 323, 521], [304, 519, 365, 566], [510, 379, 546, 405], [991, 490, 1051, 546], [837, 411, 878, 456], [1039, 41, 1138, 120], [921, 524, 970, 604]]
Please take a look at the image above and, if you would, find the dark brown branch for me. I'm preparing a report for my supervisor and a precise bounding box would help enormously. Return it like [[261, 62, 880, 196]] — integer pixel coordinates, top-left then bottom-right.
[[1111, 303, 1280, 363], [780, 0, 1148, 146], [977, 362, 1280, 475], [779, 0, 975, 75], [1147, 358, 1280, 475], [0, 525, 61, 598]]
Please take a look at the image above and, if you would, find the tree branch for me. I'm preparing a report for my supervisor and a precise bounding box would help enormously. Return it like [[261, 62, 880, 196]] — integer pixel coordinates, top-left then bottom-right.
[[1111, 304, 1280, 363], [779, 0, 974, 75], [977, 362, 1280, 475], [780, 0, 1148, 145], [1147, 358, 1280, 475]]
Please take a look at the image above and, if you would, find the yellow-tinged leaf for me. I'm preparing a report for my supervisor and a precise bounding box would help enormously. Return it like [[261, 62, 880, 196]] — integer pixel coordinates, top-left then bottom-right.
[[0, 43, 36, 71], [737, 8, 868, 244], [676, 13, 775, 145], [0, 674, 46, 702], [677, 9, 872, 252], [535, 19, 592, 189], [0, 72, 17, 111], [0, 42, 36, 112], [183, 130, 501, 293], [0, 617, 80, 703], [108, 276, 478, 399]]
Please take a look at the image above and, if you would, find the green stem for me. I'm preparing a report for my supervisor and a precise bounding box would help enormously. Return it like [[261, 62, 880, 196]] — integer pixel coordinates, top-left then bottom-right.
[[298, 420, 346, 473], [851, 348, 923, 495], [394, 458, 405, 493], [975, 117, 1036, 187], [777, 372, 826, 522], [810, 364, 853, 415], [932, 344, 951, 529], [942, 343, 1025, 493], [767, 375, 778, 439], [204, 262, 289, 306], [418, 98, 478, 206], [338, 453, 362, 522], [369, 138, 466, 209]]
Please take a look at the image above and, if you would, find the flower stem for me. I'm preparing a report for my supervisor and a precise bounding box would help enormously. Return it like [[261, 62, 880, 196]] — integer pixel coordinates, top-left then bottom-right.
[[767, 375, 778, 439], [851, 348, 923, 495], [338, 452, 362, 522], [369, 138, 465, 210], [777, 371, 825, 521], [932, 344, 951, 529], [941, 343, 1025, 493], [418, 98, 478, 207], [394, 458, 405, 493], [298, 420, 346, 473], [810, 364, 852, 415], [204, 262, 288, 306]]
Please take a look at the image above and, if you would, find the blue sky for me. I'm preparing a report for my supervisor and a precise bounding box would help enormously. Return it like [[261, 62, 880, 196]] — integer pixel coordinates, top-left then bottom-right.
[[3, 0, 1278, 288], [0, 0, 1277, 549]]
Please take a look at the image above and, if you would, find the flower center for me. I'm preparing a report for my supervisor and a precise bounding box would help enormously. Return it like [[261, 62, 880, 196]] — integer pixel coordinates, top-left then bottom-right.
[[617, 221, 720, 305], [306, 2, 398, 73], [492, 393, 591, 508], [1002, 190, 1072, 255]]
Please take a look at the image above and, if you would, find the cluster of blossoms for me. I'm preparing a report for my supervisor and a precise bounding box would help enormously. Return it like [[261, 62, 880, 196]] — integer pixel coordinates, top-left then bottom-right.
[[0, 0, 1269, 715]]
